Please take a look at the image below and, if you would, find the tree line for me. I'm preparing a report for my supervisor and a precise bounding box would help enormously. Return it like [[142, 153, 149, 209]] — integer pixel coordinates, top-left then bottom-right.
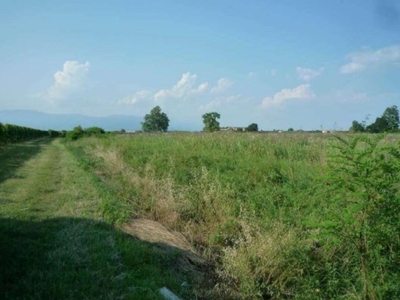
[[141, 105, 400, 133], [141, 106, 259, 132], [0, 123, 58, 145], [350, 105, 399, 133]]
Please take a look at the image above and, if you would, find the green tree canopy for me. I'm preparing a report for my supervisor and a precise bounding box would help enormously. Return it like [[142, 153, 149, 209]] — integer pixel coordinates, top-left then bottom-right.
[[350, 105, 399, 133], [141, 106, 170, 132], [350, 120, 365, 132], [245, 123, 258, 132], [202, 112, 220, 132], [85, 127, 105, 136], [366, 105, 399, 133], [381, 105, 399, 131]]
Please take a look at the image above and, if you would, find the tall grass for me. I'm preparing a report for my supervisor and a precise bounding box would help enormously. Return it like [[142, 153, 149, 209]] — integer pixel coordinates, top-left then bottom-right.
[[68, 132, 400, 299]]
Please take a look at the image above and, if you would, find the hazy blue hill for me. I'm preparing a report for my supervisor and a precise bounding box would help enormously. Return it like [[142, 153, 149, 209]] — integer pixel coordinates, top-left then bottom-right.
[[0, 110, 142, 131]]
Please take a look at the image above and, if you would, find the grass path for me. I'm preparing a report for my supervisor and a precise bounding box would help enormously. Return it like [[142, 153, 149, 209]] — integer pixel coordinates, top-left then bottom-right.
[[0, 139, 189, 300]]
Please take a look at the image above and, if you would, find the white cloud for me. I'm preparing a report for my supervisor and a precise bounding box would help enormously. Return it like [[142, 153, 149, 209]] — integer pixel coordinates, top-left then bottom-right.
[[261, 84, 314, 109], [41, 61, 90, 101], [200, 94, 241, 110], [340, 45, 400, 74], [154, 72, 209, 101], [118, 90, 152, 104], [211, 78, 232, 93], [119, 72, 234, 115], [296, 67, 323, 81]]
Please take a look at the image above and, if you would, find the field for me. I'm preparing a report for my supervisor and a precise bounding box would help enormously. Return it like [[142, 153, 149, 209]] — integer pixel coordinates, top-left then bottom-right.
[[67, 132, 400, 299], [1, 133, 399, 299]]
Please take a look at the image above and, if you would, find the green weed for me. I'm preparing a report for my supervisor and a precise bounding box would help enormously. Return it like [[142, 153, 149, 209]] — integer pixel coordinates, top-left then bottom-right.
[[67, 132, 400, 299]]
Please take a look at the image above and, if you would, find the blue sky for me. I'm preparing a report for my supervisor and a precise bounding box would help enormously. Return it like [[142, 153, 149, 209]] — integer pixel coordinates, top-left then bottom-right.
[[1, 0, 399, 130]]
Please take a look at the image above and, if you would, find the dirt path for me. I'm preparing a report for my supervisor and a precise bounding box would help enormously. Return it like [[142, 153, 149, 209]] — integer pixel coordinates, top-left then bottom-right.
[[0, 139, 195, 300]]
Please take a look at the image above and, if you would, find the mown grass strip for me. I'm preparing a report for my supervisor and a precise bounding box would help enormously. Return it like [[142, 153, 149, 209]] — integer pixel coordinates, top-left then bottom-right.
[[0, 139, 194, 300]]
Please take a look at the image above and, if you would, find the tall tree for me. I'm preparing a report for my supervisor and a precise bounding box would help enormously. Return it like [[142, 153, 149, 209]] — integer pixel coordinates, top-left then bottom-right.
[[141, 106, 170, 132], [351, 105, 399, 133], [381, 105, 399, 131], [202, 112, 221, 132], [367, 117, 390, 133], [245, 123, 258, 132], [350, 120, 365, 132], [366, 105, 399, 133]]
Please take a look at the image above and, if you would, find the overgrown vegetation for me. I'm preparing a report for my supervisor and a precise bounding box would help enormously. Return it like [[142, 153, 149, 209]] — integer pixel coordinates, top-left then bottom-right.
[[65, 132, 400, 298], [65, 125, 106, 141], [0, 122, 55, 145]]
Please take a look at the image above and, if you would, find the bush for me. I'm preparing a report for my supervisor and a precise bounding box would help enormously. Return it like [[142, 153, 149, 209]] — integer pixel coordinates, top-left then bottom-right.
[[245, 123, 258, 132], [312, 134, 400, 298], [85, 127, 105, 136], [66, 126, 85, 141]]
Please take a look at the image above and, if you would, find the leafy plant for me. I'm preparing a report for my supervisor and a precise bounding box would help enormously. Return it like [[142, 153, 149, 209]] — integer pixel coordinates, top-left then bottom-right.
[[317, 134, 400, 299]]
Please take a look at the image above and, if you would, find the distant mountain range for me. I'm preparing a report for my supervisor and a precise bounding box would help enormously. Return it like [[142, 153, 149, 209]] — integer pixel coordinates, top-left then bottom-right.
[[0, 110, 142, 131]]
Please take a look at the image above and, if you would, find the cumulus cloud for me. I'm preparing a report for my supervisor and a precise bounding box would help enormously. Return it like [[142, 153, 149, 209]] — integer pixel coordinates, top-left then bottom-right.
[[118, 90, 152, 104], [340, 45, 400, 74], [41, 60, 90, 101], [154, 72, 209, 102], [261, 84, 314, 109], [297, 67, 323, 81], [211, 78, 232, 93], [200, 94, 241, 110], [120, 73, 234, 108]]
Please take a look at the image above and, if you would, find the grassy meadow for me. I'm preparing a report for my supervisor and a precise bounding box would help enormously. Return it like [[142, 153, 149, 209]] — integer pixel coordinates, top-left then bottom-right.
[[67, 132, 400, 299]]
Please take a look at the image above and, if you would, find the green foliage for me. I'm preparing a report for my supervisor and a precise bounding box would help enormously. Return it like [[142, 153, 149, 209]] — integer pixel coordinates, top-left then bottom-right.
[[366, 117, 390, 133], [288, 127, 294, 132], [202, 112, 221, 132], [0, 122, 4, 145], [245, 123, 258, 132], [48, 129, 61, 138], [353, 105, 399, 133], [381, 105, 399, 131], [66, 125, 85, 141], [85, 126, 105, 136], [315, 134, 400, 299], [65, 126, 106, 141], [0, 139, 191, 300], [350, 120, 365, 132], [141, 106, 169, 132], [67, 133, 400, 299], [0, 122, 49, 145]]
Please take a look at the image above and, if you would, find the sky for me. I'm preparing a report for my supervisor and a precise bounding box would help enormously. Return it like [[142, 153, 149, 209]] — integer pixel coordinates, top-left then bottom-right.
[[0, 0, 399, 131]]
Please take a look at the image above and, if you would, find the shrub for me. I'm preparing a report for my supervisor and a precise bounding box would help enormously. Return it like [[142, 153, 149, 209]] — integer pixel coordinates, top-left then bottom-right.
[[66, 126, 85, 141], [313, 134, 400, 299], [85, 127, 105, 136]]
